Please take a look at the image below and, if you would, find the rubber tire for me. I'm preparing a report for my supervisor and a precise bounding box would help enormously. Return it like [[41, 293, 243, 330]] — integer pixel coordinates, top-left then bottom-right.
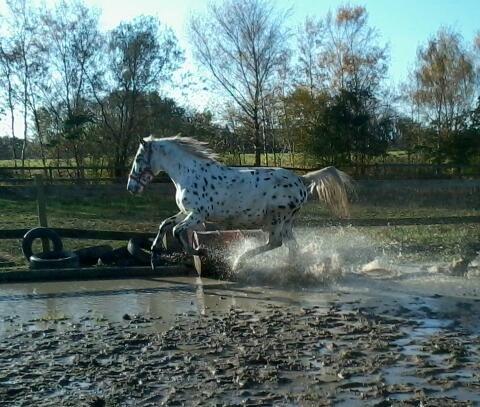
[[99, 246, 131, 266], [127, 238, 151, 265], [22, 227, 63, 261], [74, 245, 113, 266], [29, 251, 79, 270]]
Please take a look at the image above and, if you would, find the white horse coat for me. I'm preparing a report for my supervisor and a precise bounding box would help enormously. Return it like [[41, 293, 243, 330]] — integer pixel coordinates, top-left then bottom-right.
[[127, 136, 353, 268]]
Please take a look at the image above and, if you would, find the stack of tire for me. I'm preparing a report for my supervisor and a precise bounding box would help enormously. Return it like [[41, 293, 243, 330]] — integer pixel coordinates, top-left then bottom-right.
[[22, 227, 153, 269], [22, 228, 79, 269]]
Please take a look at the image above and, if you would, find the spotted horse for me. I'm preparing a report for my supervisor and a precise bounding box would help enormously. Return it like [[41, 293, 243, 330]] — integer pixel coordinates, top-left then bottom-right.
[[127, 136, 354, 270]]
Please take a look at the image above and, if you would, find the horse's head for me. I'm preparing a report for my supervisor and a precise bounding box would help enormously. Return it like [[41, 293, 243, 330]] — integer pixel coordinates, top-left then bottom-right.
[[127, 138, 155, 194]]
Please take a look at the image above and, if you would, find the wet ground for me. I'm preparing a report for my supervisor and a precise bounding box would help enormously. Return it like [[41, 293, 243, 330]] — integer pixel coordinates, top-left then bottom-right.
[[1, 226, 480, 406], [1, 267, 480, 406]]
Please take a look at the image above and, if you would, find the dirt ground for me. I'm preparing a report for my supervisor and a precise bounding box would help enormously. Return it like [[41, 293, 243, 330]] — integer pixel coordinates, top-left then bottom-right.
[[0, 274, 479, 406]]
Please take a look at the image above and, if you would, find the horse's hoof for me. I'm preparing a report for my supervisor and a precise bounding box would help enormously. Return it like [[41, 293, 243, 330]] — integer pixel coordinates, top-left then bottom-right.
[[150, 250, 161, 271], [186, 247, 207, 257], [195, 247, 207, 257]]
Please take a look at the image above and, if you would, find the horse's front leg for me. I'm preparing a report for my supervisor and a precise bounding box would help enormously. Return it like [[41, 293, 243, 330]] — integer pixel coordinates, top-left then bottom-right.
[[152, 212, 186, 251], [151, 212, 185, 270], [172, 212, 205, 256]]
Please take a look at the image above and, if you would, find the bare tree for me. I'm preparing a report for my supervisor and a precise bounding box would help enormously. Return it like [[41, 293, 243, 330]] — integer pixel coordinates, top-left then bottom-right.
[[321, 5, 388, 95], [1, 0, 42, 168], [0, 0, 59, 168], [0, 40, 18, 162], [411, 28, 476, 145], [85, 16, 183, 174], [189, 0, 289, 166], [38, 0, 101, 174], [297, 16, 324, 96]]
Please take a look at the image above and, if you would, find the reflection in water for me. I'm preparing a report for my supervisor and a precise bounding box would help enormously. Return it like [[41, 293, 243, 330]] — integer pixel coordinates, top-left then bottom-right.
[[0, 272, 479, 338], [0, 224, 479, 338], [195, 277, 206, 316]]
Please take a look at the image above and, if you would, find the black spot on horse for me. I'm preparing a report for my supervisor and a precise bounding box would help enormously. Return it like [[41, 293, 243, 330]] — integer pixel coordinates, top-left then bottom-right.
[[278, 205, 286, 209], [272, 195, 277, 199], [288, 202, 295, 209], [193, 191, 198, 196]]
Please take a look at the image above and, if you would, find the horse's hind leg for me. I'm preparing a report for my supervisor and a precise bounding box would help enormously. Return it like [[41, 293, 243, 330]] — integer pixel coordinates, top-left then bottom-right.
[[233, 227, 283, 271], [283, 220, 299, 264]]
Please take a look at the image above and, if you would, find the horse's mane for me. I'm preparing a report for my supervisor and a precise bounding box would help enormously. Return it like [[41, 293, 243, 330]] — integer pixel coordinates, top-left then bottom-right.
[[150, 135, 218, 161]]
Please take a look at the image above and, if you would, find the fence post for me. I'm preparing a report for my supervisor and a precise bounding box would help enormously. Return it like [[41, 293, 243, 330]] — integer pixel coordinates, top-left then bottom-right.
[[35, 174, 49, 252]]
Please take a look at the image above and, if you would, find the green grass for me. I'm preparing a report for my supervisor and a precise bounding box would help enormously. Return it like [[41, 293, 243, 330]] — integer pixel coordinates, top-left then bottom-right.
[[1, 186, 478, 266], [0, 149, 430, 170]]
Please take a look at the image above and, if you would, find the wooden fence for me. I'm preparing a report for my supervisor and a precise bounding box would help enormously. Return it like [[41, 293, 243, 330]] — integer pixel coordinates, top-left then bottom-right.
[[2, 216, 480, 241], [0, 163, 479, 183]]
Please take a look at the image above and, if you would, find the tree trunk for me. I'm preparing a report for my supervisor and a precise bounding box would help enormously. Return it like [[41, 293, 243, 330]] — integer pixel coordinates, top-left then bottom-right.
[[253, 117, 261, 166]]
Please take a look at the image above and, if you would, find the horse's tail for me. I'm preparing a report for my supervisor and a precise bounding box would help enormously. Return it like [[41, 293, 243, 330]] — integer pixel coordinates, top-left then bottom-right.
[[301, 166, 354, 218]]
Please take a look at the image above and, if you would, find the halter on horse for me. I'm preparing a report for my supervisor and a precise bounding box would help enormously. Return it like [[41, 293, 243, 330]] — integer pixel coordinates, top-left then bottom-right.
[[127, 136, 354, 270]]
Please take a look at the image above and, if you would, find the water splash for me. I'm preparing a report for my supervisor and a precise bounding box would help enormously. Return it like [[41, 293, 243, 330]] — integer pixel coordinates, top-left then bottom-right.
[[220, 226, 386, 287], [204, 226, 479, 289]]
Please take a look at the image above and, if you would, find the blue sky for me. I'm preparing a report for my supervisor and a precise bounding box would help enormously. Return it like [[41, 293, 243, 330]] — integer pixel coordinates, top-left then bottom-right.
[[84, 0, 480, 87], [0, 0, 479, 115]]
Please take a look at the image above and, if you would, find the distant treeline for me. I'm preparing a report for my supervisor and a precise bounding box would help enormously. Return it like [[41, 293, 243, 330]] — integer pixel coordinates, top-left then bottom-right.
[[0, 1, 479, 173]]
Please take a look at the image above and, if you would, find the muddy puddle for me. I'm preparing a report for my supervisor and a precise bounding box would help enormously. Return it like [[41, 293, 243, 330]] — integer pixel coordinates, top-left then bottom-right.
[[1, 230, 480, 406]]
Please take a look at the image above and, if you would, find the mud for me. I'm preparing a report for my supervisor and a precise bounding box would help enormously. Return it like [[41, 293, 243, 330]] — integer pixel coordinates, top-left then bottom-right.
[[0, 274, 480, 406]]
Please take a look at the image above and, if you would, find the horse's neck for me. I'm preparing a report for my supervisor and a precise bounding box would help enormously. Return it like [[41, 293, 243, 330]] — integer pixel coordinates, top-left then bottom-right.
[[161, 153, 221, 186]]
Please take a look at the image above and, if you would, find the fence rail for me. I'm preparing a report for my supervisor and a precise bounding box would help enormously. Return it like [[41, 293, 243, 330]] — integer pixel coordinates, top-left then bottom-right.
[[2, 216, 480, 240], [0, 163, 479, 183]]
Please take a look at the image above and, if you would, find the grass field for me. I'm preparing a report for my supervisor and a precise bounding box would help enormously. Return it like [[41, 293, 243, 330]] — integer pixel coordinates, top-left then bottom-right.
[[0, 150, 422, 169], [0, 183, 478, 266]]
